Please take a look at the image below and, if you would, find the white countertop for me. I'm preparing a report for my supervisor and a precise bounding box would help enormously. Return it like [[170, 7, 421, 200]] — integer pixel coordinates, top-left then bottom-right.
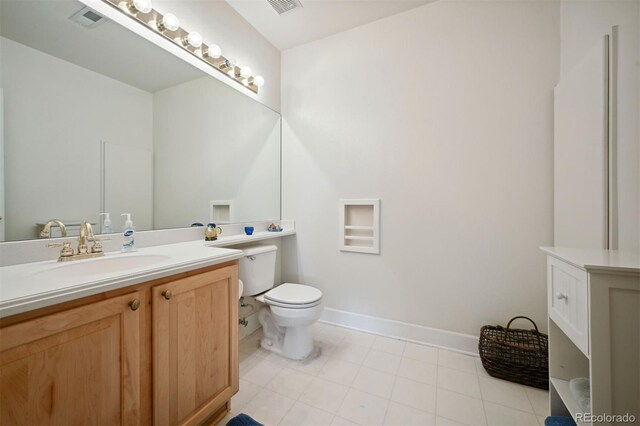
[[0, 241, 244, 318], [540, 246, 640, 273]]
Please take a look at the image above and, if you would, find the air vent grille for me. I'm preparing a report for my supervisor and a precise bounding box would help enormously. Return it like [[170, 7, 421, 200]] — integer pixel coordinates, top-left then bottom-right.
[[267, 0, 302, 15], [69, 6, 107, 28]]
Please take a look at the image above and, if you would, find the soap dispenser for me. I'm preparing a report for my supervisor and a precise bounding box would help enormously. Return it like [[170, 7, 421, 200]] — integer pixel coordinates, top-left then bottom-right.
[[121, 213, 136, 252], [100, 213, 113, 234]]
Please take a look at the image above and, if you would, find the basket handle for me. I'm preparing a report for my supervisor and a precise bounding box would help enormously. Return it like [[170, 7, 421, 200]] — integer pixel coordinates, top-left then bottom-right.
[[500, 316, 543, 347], [506, 316, 539, 333]]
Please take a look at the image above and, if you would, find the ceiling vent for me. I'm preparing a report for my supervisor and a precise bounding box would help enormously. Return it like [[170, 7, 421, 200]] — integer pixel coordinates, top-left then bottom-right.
[[69, 6, 108, 28], [267, 0, 303, 15]]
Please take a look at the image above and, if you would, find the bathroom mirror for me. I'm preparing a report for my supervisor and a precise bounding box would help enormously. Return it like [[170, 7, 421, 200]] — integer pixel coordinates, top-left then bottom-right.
[[0, 0, 281, 242]]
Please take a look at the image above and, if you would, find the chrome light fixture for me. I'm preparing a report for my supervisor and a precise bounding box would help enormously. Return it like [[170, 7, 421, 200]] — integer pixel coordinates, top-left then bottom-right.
[[108, 0, 264, 93]]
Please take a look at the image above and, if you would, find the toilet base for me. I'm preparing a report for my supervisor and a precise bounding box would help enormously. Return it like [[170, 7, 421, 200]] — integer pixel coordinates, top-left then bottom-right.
[[260, 328, 315, 360], [258, 306, 320, 360]]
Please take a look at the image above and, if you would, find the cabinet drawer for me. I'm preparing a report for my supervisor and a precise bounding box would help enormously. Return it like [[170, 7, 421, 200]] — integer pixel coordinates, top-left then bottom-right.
[[547, 257, 589, 356]]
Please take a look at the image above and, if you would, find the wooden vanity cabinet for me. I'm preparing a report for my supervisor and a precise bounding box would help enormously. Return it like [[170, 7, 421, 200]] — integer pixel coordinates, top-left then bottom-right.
[[0, 291, 146, 425], [0, 262, 239, 426]]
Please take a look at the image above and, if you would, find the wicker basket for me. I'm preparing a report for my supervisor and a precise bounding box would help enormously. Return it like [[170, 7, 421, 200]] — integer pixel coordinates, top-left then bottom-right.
[[479, 316, 549, 389]]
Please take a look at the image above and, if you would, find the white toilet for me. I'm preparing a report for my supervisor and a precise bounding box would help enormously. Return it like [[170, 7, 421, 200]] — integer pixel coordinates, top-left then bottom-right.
[[239, 245, 323, 360]]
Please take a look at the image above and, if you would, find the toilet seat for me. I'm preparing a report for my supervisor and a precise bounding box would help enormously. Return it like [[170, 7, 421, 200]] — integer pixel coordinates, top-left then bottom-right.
[[263, 298, 322, 309], [259, 283, 322, 309]]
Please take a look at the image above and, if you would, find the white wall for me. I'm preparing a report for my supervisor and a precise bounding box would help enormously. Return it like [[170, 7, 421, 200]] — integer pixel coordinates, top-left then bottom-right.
[[0, 37, 153, 241], [281, 1, 560, 337], [153, 76, 280, 229], [559, 0, 639, 252], [154, 0, 281, 112]]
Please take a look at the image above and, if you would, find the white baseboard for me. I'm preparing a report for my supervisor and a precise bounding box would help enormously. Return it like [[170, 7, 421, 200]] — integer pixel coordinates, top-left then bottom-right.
[[320, 307, 479, 356]]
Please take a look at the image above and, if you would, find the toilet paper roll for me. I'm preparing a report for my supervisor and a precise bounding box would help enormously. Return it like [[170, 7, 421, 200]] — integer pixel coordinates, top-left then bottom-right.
[[238, 279, 244, 299]]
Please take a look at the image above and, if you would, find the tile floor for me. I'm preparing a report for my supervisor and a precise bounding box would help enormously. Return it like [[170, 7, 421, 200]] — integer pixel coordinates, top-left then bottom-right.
[[220, 323, 549, 426]]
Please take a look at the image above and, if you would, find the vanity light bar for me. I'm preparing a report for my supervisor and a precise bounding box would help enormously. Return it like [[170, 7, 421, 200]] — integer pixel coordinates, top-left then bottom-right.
[[107, 0, 264, 94]]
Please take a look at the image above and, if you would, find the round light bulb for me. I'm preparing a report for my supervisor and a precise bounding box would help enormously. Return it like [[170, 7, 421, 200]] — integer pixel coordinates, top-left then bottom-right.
[[240, 66, 252, 79], [132, 0, 152, 13], [206, 44, 221, 59], [253, 75, 265, 88], [186, 32, 203, 48], [225, 58, 237, 69], [159, 13, 179, 31]]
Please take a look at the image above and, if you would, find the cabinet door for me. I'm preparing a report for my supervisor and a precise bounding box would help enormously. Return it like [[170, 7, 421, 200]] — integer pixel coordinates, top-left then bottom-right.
[[0, 291, 145, 425], [152, 266, 238, 425]]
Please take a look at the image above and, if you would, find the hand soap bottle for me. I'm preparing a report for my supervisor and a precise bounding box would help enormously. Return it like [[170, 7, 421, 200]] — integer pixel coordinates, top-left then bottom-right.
[[121, 213, 136, 252], [100, 212, 113, 234]]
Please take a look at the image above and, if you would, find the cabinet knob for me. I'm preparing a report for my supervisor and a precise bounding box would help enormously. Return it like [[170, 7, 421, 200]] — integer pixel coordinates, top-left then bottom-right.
[[555, 292, 568, 301], [129, 299, 141, 311], [161, 290, 172, 300]]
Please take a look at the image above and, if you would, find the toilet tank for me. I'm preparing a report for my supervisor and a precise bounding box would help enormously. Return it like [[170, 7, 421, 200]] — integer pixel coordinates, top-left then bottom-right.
[[238, 245, 277, 296]]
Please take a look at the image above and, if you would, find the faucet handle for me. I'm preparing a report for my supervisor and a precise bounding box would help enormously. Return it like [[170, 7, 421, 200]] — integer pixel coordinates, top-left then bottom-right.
[[47, 241, 74, 258], [91, 237, 112, 254]]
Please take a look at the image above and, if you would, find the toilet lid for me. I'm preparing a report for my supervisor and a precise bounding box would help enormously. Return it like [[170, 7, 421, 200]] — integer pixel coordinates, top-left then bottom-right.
[[264, 283, 322, 305]]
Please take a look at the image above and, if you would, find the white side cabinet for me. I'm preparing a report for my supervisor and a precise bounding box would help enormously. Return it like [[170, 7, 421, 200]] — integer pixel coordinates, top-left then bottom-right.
[[541, 247, 639, 425]]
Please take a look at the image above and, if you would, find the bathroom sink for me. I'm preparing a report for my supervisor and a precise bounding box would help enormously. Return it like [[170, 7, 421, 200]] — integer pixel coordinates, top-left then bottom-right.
[[0, 241, 244, 319], [34, 254, 172, 279]]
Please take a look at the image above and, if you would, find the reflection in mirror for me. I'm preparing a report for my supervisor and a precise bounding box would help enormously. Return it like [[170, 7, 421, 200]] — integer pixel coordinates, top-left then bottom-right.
[[0, 0, 281, 242]]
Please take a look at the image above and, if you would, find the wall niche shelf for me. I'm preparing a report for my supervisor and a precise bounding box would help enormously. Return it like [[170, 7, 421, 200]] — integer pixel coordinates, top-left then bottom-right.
[[339, 199, 380, 254], [210, 201, 233, 224]]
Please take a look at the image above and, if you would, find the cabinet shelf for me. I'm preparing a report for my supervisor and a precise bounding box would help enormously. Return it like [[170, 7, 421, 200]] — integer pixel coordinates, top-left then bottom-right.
[[550, 378, 588, 425]]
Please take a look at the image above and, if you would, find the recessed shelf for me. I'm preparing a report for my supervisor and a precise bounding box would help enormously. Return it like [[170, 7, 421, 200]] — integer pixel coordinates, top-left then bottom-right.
[[344, 236, 375, 241], [339, 199, 380, 254], [210, 200, 233, 224]]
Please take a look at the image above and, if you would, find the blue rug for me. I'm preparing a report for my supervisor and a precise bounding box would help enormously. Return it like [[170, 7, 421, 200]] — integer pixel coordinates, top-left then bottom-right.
[[226, 413, 263, 426], [544, 416, 576, 426]]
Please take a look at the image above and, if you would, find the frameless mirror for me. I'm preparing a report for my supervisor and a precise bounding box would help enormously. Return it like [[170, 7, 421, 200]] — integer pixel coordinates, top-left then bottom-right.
[[0, 0, 281, 242]]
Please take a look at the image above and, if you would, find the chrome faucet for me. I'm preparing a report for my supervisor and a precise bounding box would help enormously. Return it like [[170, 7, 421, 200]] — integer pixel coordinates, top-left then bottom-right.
[[47, 220, 110, 262], [40, 219, 67, 238]]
